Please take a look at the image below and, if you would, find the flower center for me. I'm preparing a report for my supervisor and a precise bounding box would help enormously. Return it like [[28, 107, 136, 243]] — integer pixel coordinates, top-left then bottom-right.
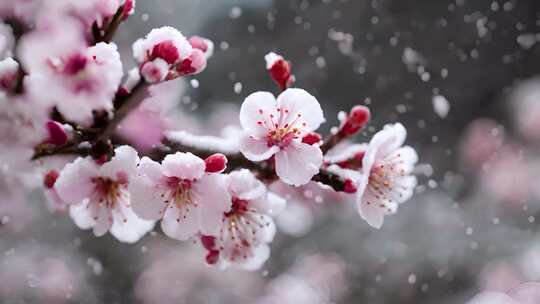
[[93, 177, 124, 208], [165, 176, 193, 209], [256, 106, 308, 148]]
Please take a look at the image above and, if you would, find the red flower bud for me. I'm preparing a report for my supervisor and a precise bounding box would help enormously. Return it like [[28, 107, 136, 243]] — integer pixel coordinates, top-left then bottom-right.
[[206, 249, 220, 265], [46, 120, 68, 146], [205, 153, 228, 173], [269, 59, 291, 91], [200, 235, 216, 250], [43, 170, 59, 189], [151, 40, 180, 64], [302, 132, 322, 145], [349, 105, 371, 128], [343, 179, 358, 193]]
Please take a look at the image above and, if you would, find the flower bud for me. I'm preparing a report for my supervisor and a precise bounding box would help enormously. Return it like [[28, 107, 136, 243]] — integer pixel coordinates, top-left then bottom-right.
[[200, 235, 216, 250], [302, 132, 322, 145], [176, 49, 207, 76], [46, 120, 68, 146], [204, 153, 227, 173], [188, 36, 213, 58], [205, 249, 220, 265], [265, 52, 293, 90], [121, 0, 135, 20], [343, 179, 358, 193], [140, 58, 168, 83], [43, 170, 60, 189], [339, 105, 371, 136], [151, 40, 180, 64]]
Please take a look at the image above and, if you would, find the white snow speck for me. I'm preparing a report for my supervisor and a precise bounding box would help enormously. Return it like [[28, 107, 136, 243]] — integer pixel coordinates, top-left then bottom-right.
[[433, 94, 450, 118]]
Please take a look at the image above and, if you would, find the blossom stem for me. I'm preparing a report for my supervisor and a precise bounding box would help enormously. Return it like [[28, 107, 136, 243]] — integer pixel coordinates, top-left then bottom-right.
[[99, 5, 127, 43]]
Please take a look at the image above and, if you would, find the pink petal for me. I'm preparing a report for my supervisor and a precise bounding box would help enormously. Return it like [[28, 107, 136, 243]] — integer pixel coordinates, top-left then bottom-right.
[[239, 91, 278, 137], [228, 169, 266, 201], [275, 141, 323, 186], [161, 204, 199, 241], [93, 205, 113, 237], [358, 188, 385, 229], [162, 152, 205, 180], [69, 201, 96, 230], [137, 157, 163, 183], [239, 135, 279, 162], [100, 145, 139, 179], [129, 175, 167, 220], [56, 158, 99, 204], [110, 202, 155, 243], [276, 88, 325, 133], [192, 174, 231, 235]]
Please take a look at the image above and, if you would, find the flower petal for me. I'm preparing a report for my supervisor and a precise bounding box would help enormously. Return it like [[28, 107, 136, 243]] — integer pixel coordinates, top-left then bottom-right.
[[161, 204, 199, 241], [358, 192, 385, 229], [93, 204, 113, 237], [69, 200, 96, 230], [137, 156, 163, 183], [162, 152, 205, 180], [129, 175, 168, 220], [192, 174, 231, 236], [110, 201, 155, 243], [101, 145, 139, 179], [241, 244, 271, 271], [275, 141, 322, 186], [56, 158, 99, 204], [276, 88, 325, 133], [228, 169, 266, 201], [239, 91, 278, 137], [239, 134, 279, 161]]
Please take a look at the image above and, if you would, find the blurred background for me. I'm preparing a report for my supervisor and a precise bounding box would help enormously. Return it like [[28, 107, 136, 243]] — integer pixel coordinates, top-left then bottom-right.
[[3, 0, 540, 303]]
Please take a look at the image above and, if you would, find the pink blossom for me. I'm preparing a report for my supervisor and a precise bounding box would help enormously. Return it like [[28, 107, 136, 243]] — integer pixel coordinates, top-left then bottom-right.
[[132, 26, 193, 82], [20, 23, 123, 124], [55, 146, 154, 243], [201, 169, 285, 270], [130, 152, 231, 241], [333, 123, 417, 229], [239, 88, 325, 186]]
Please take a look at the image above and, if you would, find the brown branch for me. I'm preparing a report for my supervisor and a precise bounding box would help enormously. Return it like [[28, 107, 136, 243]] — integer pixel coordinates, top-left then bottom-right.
[[153, 139, 348, 192], [32, 80, 148, 160]]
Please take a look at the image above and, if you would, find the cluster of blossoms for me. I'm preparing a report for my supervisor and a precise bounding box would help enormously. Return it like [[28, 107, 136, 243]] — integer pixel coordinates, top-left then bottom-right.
[[0, 0, 419, 270]]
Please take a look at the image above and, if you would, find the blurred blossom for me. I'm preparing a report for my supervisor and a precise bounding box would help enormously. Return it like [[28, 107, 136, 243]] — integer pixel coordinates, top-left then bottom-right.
[[509, 78, 540, 142]]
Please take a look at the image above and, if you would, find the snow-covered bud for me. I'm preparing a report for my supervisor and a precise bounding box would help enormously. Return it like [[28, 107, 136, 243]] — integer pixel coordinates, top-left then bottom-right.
[[339, 105, 371, 136], [204, 153, 228, 173], [140, 58, 168, 83], [43, 170, 60, 189], [188, 35, 214, 58], [151, 40, 180, 64], [176, 49, 207, 76], [302, 132, 322, 145], [133, 27, 193, 82], [0, 57, 19, 92], [46, 120, 68, 146], [265, 52, 293, 91]]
